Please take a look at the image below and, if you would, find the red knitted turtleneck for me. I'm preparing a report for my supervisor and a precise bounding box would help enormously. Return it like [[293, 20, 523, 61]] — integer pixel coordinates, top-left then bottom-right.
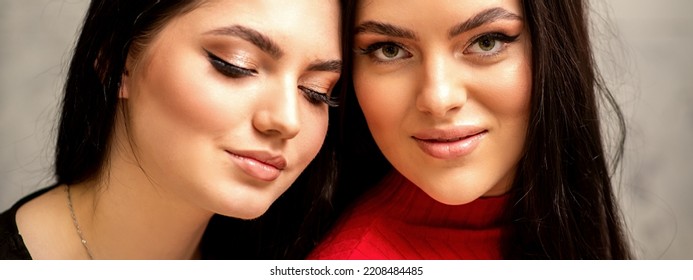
[[308, 171, 510, 260]]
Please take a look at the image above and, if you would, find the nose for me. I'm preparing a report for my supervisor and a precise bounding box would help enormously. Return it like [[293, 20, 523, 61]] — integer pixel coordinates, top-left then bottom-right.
[[252, 78, 301, 139], [415, 55, 466, 118]]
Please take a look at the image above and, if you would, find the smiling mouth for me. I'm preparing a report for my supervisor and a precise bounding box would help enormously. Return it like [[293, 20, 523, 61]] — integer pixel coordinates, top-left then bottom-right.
[[415, 131, 486, 143], [412, 130, 487, 159]]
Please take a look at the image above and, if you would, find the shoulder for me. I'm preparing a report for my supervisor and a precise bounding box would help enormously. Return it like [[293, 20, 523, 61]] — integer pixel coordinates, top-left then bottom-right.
[[15, 184, 78, 260], [0, 209, 30, 259], [0, 185, 58, 260]]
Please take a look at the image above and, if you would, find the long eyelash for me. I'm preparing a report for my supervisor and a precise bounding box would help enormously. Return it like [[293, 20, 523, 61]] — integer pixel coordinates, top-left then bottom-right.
[[299, 86, 339, 107], [466, 32, 520, 58], [205, 50, 256, 78], [470, 32, 520, 48], [354, 41, 405, 55]]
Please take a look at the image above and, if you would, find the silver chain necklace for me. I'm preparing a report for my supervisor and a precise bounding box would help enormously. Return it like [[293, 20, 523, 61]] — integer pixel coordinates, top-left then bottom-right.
[[66, 184, 95, 259]]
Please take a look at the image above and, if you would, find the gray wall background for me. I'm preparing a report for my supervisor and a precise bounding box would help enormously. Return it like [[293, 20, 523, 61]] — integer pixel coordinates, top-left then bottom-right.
[[1, 0, 691, 259]]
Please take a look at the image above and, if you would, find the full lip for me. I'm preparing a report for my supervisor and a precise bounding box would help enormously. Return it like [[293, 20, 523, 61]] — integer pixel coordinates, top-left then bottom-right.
[[412, 125, 487, 142], [225, 149, 287, 181], [412, 125, 488, 159]]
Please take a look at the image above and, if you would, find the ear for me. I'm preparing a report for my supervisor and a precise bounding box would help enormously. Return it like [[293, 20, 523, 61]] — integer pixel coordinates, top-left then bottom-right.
[[119, 68, 130, 99], [119, 51, 140, 99]]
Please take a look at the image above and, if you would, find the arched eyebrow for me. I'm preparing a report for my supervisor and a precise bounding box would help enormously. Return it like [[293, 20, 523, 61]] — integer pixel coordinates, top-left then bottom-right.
[[354, 7, 522, 41], [204, 25, 340, 73], [307, 59, 342, 73], [354, 21, 418, 40], [205, 25, 284, 59], [448, 7, 523, 38]]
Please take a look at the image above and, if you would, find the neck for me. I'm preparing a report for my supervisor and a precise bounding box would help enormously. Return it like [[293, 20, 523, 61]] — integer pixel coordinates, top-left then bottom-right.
[[66, 146, 213, 260], [68, 174, 212, 259]]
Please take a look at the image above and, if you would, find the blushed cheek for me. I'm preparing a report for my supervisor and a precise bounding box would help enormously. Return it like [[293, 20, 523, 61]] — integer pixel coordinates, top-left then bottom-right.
[[354, 74, 391, 125], [494, 59, 532, 157], [355, 73, 412, 140], [512, 61, 532, 120], [141, 57, 234, 136], [488, 59, 532, 121]]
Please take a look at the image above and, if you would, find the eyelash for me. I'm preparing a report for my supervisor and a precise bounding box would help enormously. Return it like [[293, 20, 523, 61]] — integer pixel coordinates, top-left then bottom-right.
[[206, 50, 257, 78], [465, 32, 519, 57], [206, 50, 338, 107], [356, 32, 520, 62], [356, 41, 410, 64], [299, 86, 339, 107]]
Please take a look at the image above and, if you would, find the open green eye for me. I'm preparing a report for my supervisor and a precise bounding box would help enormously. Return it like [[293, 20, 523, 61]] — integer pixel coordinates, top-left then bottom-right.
[[477, 35, 497, 52]]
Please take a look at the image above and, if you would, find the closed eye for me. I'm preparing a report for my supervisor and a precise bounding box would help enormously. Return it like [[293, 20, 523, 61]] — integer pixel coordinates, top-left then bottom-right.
[[299, 86, 339, 107], [205, 50, 257, 78]]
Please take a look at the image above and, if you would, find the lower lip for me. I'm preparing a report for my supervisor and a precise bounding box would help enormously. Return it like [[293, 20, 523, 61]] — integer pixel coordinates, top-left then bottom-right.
[[227, 152, 281, 181], [414, 131, 487, 160]]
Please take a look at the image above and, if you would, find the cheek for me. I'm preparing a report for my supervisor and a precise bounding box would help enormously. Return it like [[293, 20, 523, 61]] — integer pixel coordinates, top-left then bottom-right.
[[479, 58, 532, 166], [479, 58, 532, 126], [133, 55, 235, 139], [123, 57, 244, 175], [297, 109, 329, 162], [353, 69, 410, 140], [505, 62, 532, 129]]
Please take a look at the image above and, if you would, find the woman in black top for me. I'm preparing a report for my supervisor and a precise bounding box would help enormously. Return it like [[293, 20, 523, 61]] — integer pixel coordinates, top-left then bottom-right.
[[0, 0, 342, 259]]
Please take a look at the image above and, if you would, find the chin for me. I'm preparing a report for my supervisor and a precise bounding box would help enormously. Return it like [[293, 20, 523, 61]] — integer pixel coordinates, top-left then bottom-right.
[[227, 203, 272, 220], [417, 181, 491, 206], [425, 190, 483, 206], [215, 192, 277, 220]]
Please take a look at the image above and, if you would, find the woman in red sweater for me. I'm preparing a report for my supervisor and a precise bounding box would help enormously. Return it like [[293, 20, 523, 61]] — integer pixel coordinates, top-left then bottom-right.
[[309, 0, 632, 259]]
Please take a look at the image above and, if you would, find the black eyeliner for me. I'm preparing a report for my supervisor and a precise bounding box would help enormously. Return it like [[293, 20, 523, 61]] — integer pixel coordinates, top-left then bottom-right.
[[470, 32, 519, 45], [204, 49, 256, 78], [355, 41, 405, 55]]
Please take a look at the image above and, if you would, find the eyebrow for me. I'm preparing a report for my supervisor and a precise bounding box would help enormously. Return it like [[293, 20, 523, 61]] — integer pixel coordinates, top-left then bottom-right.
[[448, 7, 523, 38], [307, 59, 342, 73], [354, 7, 522, 41], [205, 25, 284, 59], [354, 21, 417, 40]]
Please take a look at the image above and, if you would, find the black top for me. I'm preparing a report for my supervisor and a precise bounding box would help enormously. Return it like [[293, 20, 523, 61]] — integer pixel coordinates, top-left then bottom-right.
[[0, 185, 57, 260]]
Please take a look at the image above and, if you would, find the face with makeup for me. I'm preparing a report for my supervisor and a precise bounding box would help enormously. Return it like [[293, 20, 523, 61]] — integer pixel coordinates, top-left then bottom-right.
[[353, 0, 531, 204], [119, 0, 341, 219]]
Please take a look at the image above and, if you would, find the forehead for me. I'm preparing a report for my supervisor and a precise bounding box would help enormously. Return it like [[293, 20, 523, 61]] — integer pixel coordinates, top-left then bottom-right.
[[155, 0, 341, 57], [356, 0, 524, 21]]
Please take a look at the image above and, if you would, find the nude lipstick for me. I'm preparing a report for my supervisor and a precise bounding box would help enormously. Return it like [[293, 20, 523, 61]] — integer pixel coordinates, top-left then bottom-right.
[[226, 150, 287, 181], [412, 126, 487, 160]]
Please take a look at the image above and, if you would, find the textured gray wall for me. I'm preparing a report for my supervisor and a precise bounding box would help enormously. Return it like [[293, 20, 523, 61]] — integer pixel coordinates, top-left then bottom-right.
[[1, 1, 87, 210], [603, 0, 693, 259], [1, 0, 691, 259]]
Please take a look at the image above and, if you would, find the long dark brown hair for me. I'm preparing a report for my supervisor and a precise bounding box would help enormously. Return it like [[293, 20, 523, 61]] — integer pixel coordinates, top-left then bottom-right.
[[55, 0, 340, 259], [327, 0, 631, 259], [56, 0, 202, 185]]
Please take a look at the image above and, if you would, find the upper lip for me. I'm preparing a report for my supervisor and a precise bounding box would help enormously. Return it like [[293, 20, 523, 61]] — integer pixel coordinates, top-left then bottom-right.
[[412, 125, 487, 141], [226, 149, 287, 170]]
